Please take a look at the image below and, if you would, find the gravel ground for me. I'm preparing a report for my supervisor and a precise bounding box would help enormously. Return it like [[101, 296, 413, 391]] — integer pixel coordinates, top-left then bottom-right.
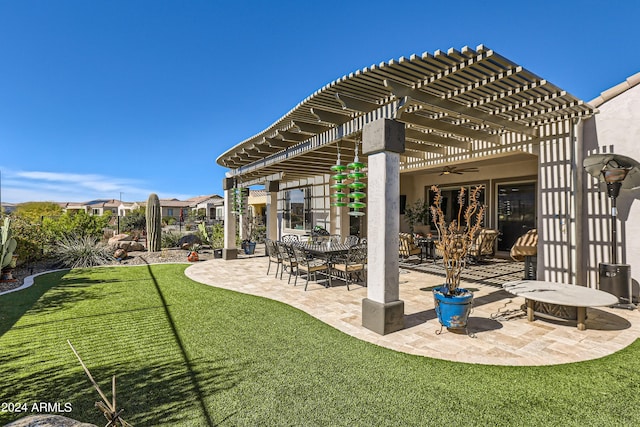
[[0, 248, 217, 294]]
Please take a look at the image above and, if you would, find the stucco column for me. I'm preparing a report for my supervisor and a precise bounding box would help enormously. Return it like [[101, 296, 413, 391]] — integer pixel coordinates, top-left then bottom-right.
[[266, 180, 279, 240], [361, 118, 405, 335], [222, 177, 237, 260]]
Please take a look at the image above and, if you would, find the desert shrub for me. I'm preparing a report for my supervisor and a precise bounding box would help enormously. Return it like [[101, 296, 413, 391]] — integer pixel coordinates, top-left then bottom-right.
[[55, 235, 113, 268], [161, 231, 181, 248], [162, 216, 177, 226], [43, 210, 110, 243], [14, 202, 63, 222], [199, 223, 224, 248], [9, 215, 45, 263], [120, 208, 146, 232]]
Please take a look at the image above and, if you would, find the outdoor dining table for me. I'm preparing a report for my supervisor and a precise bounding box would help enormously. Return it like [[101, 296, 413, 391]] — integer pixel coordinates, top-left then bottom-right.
[[297, 242, 351, 260], [414, 237, 436, 261]]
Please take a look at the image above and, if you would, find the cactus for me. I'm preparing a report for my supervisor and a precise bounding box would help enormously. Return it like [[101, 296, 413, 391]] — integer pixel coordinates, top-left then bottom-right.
[[146, 193, 162, 252], [1, 217, 18, 270]]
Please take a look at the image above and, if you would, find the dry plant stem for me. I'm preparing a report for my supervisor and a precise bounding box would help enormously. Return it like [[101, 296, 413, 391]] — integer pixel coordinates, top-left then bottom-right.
[[430, 185, 485, 294]]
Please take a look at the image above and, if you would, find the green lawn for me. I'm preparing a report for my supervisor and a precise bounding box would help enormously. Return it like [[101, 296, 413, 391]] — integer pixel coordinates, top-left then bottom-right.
[[1, 264, 640, 426]]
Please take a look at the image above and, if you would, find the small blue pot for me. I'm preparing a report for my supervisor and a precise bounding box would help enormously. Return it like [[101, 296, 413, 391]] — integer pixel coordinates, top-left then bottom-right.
[[244, 241, 257, 255], [433, 286, 473, 329]]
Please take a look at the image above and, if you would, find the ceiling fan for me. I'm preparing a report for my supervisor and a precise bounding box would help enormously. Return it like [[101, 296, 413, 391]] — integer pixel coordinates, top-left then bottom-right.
[[426, 166, 479, 176]]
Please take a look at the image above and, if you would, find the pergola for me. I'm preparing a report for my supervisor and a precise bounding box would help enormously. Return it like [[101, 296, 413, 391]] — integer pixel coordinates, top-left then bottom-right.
[[217, 44, 593, 183], [216, 44, 596, 335]]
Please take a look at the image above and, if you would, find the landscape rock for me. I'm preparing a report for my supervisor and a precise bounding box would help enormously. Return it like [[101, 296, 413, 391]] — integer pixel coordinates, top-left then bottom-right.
[[178, 234, 201, 250], [110, 240, 145, 251], [114, 248, 128, 260], [108, 234, 133, 245], [4, 414, 97, 427]]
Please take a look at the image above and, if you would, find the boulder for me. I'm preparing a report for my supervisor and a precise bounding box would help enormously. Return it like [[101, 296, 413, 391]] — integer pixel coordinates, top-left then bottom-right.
[[5, 414, 97, 427], [178, 234, 201, 250], [114, 248, 128, 260], [112, 240, 145, 251], [128, 241, 146, 251], [108, 233, 133, 245]]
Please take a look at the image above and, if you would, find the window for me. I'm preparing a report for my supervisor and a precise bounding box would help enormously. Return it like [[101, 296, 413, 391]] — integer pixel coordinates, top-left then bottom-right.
[[168, 208, 174, 216], [427, 185, 486, 229], [92, 208, 100, 216], [284, 187, 312, 230]]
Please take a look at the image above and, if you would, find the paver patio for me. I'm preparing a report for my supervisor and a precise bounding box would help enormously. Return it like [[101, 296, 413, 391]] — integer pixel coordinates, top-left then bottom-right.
[[186, 250, 640, 366]]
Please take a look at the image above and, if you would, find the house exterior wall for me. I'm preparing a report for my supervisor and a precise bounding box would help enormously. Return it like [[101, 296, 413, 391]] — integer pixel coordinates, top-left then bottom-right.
[[277, 175, 333, 237], [582, 81, 640, 291], [400, 157, 538, 234]]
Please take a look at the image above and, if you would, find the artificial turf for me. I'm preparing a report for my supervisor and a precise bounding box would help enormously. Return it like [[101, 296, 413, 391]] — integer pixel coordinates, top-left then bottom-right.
[[1, 264, 639, 426]]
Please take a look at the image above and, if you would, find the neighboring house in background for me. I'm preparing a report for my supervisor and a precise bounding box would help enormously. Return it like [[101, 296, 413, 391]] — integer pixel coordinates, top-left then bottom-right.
[[0, 202, 17, 215], [59, 202, 88, 215], [117, 201, 142, 217], [186, 194, 223, 220], [85, 199, 120, 216], [17, 195, 225, 223], [153, 199, 192, 222], [248, 190, 267, 224]]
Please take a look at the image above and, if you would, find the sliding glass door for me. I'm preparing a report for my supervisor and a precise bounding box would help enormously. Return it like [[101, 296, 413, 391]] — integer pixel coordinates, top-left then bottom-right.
[[497, 183, 536, 252]]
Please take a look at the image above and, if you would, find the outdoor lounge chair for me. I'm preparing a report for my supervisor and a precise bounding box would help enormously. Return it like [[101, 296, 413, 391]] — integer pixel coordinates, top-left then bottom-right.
[[468, 229, 499, 262], [291, 245, 332, 290], [399, 233, 423, 262], [332, 243, 367, 290]]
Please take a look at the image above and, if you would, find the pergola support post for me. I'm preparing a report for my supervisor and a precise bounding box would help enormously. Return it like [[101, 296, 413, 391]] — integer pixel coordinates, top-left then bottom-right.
[[361, 118, 405, 335], [266, 180, 279, 241], [222, 177, 237, 260]]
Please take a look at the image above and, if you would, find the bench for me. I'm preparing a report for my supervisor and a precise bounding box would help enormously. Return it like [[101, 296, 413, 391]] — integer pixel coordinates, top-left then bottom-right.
[[502, 280, 619, 330]]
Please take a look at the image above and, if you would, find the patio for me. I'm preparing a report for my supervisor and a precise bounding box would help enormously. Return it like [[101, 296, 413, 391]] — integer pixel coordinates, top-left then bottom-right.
[[186, 249, 640, 366]]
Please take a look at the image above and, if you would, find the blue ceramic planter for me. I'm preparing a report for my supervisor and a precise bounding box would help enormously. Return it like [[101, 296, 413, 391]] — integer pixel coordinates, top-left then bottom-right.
[[244, 241, 257, 255], [433, 286, 474, 329]]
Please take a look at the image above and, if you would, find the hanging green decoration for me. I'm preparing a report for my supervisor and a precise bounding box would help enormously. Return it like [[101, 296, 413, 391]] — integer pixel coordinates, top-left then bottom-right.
[[232, 186, 246, 215], [330, 143, 348, 207], [347, 141, 366, 216]]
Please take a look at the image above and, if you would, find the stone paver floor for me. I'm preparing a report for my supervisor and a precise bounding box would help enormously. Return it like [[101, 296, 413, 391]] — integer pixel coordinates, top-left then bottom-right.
[[185, 251, 640, 366]]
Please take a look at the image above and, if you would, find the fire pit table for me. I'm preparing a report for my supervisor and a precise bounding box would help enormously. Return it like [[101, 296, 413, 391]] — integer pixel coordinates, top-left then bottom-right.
[[503, 280, 619, 330]]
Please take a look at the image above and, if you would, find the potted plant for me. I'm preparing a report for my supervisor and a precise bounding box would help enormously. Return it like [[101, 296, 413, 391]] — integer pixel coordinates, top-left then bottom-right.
[[187, 243, 201, 262], [404, 199, 429, 235], [241, 213, 265, 255], [198, 222, 223, 258], [430, 185, 485, 330]]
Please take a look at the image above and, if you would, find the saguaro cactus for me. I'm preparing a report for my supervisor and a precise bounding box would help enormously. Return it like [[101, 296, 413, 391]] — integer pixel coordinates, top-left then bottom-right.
[[146, 193, 162, 252], [1, 217, 18, 269]]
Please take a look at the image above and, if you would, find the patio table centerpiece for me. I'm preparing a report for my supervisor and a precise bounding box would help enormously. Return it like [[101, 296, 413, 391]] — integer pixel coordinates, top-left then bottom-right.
[[430, 185, 485, 331]]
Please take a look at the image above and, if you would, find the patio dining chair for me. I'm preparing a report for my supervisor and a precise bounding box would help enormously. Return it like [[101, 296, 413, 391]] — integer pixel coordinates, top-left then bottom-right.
[[281, 234, 300, 244], [265, 239, 283, 277], [332, 243, 367, 290], [329, 234, 342, 244], [344, 235, 360, 247], [291, 245, 332, 290], [275, 241, 298, 284]]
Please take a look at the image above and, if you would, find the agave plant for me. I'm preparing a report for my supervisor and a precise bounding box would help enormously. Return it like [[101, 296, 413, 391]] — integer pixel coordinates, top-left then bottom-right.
[[430, 185, 485, 295], [56, 235, 113, 268]]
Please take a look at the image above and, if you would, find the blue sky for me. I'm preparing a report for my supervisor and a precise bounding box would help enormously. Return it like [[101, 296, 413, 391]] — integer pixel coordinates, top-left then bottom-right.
[[1, 0, 638, 204]]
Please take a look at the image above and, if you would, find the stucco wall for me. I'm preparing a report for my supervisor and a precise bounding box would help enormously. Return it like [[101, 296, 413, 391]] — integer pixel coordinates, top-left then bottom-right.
[[399, 156, 538, 236], [583, 81, 640, 293]]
